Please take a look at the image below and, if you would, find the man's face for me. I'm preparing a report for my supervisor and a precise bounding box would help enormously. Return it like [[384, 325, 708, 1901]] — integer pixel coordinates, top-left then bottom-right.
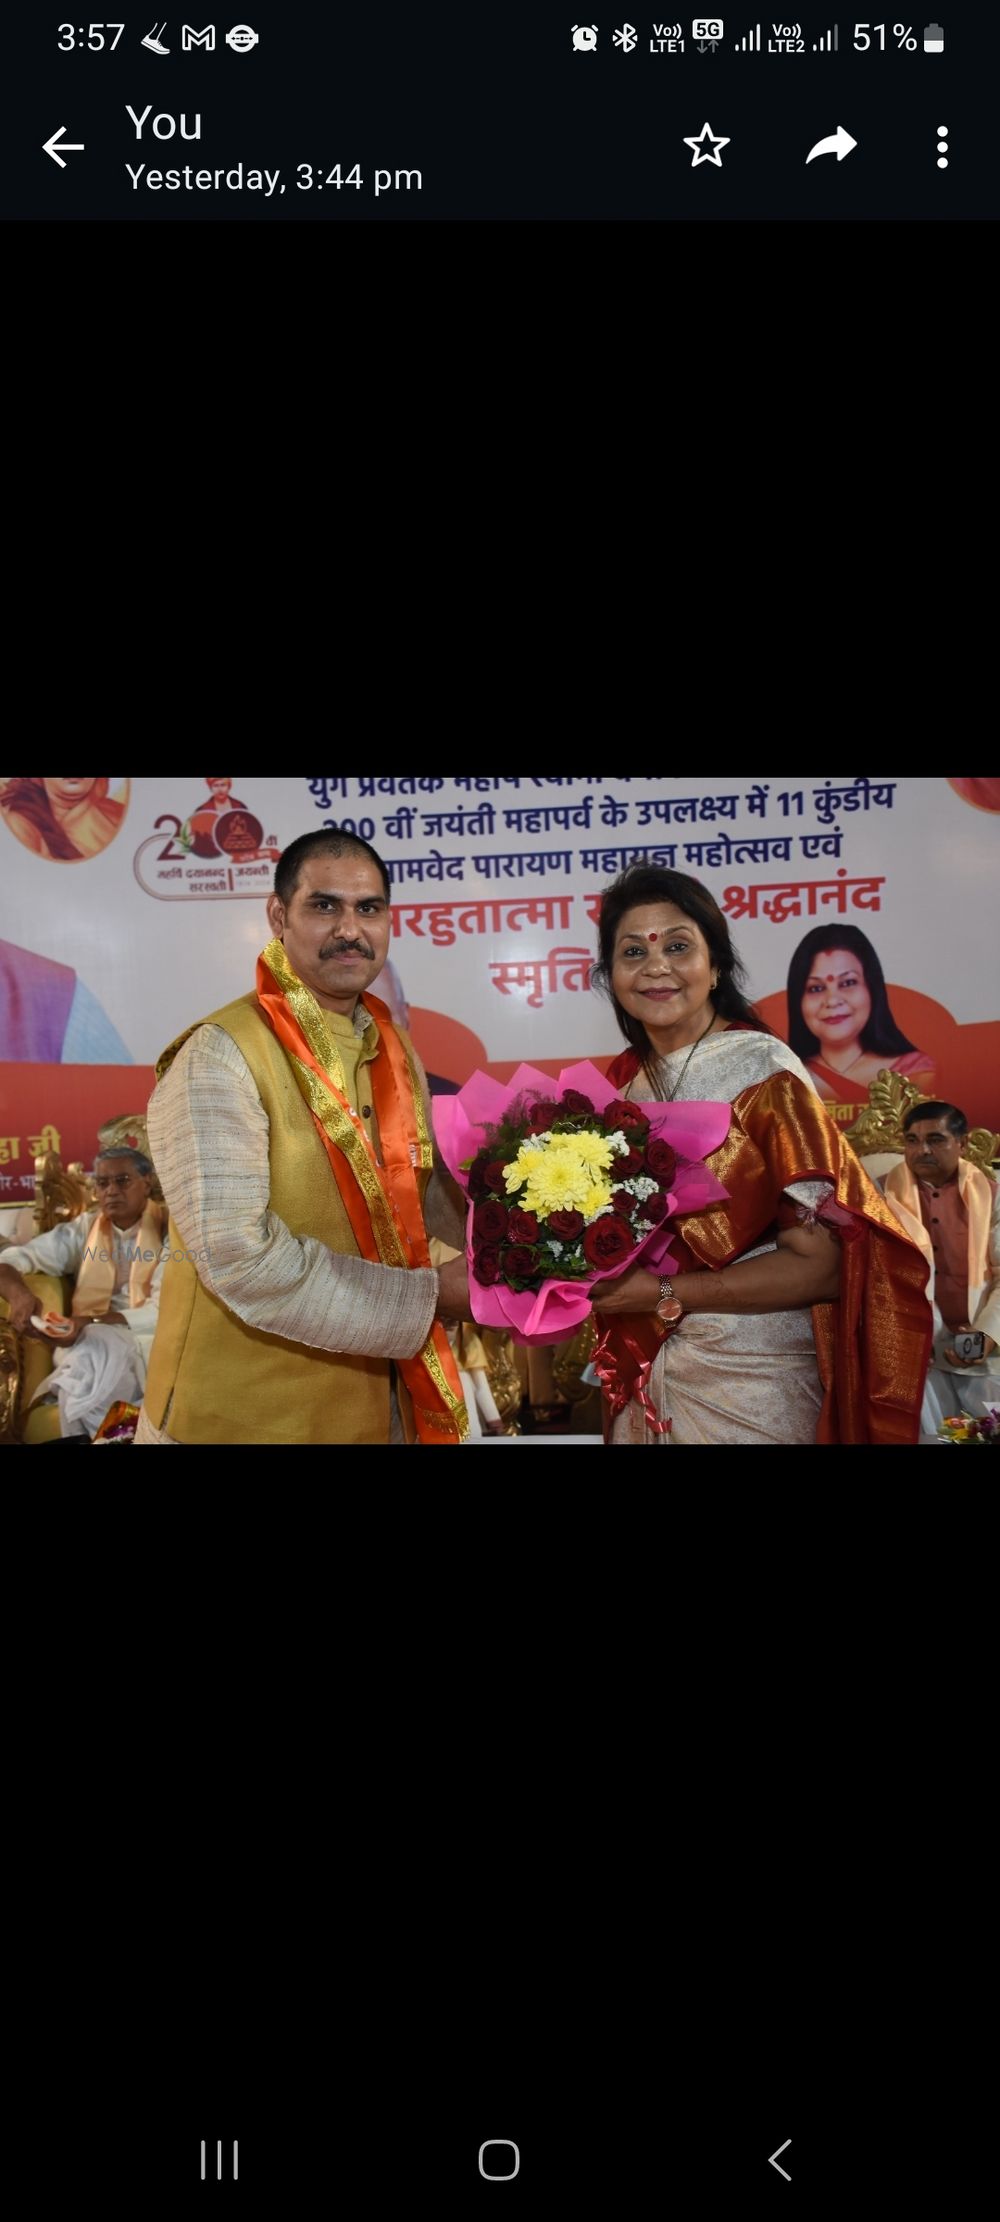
[[93, 1157, 153, 1229], [903, 1119, 964, 1186], [267, 852, 391, 1015], [206, 779, 232, 796]]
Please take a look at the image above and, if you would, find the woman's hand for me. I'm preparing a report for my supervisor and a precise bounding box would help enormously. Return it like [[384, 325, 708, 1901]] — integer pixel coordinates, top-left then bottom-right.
[[591, 1268, 660, 1316]]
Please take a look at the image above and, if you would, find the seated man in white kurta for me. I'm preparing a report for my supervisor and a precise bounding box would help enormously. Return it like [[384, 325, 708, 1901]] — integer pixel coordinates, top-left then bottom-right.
[[0, 1148, 167, 1437]]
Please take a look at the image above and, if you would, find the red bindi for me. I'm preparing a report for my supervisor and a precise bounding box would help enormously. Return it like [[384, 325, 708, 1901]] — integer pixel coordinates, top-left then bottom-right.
[[648, 932, 659, 942]]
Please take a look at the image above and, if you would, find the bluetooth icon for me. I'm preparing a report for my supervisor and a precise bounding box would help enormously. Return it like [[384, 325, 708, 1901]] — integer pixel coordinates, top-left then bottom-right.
[[613, 23, 638, 50]]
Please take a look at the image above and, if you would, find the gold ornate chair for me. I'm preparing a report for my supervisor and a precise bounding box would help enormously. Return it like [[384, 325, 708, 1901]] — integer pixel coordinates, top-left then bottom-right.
[[553, 1319, 603, 1434], [479, 1330, 524, 1435]]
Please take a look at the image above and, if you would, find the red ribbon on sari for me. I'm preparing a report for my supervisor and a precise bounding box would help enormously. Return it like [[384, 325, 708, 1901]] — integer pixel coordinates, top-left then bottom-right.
[[592, 1311, 674, 1438]]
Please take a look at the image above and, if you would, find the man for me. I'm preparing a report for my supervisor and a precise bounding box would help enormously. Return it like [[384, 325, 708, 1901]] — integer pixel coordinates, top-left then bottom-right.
[[135, 830, 472, 1445], [0, 1147, 166, 1437], [884, 1103, 1000, 1427], [0, 938, 132, 1062], [200, 777, 247, 816]]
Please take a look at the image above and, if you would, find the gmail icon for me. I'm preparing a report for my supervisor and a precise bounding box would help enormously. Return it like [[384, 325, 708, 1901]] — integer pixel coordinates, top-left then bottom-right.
[[182, 23, 216, 47]]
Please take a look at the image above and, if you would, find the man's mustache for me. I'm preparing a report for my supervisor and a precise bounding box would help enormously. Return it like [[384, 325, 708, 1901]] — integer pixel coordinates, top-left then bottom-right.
[[321, 940, 375, 959]]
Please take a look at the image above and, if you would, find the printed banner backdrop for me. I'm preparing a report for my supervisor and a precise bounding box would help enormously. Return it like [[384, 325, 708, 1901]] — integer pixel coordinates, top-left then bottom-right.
[[1, 773, 998, 1197]]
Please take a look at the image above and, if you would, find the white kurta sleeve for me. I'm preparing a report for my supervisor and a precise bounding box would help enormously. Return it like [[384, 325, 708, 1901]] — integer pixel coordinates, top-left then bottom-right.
[[0, 1217, 91, 1281], [146, 1026, 439, 1359]]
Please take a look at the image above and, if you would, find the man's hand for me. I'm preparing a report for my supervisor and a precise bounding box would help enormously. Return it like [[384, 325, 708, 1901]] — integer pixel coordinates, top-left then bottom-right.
[[943, 1331, 995, 1366], [0, 1265, 40, 1337], [51, 1315, 87, 1347], [434, 1254, 472, 1323]]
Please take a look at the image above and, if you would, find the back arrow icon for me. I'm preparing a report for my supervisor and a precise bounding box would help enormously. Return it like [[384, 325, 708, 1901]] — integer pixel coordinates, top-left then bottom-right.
[[768, 2139, 792, 2181], [43, 126, 85, 167], [806, 125, 857, 164]]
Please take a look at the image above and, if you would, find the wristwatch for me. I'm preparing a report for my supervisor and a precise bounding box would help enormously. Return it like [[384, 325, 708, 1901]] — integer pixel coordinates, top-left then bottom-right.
[[656, 1274, 684, 1325]]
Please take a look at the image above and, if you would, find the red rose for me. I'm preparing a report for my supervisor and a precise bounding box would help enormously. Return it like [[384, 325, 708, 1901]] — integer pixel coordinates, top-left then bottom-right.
[[561, 1090, 595, 1115], [645, 1139, 677, 1185], [604, 1099, 650, 1141], [474, 1246, 501, 1286], [547, 1209, 585, 1239], [609, 1189, 635, 1219], [468, 1157, 491, 1200], [583, 1216, 635, 1270], [619, 1146, 646, 1178], [641, 1190, 669, 1225], [507, 1209, 540, 1244], [474, 1200, 509, 1245], [526, 1100, 560, 1133], [483, 1161, 509, 1193], [503, 1244, 541, 1281]]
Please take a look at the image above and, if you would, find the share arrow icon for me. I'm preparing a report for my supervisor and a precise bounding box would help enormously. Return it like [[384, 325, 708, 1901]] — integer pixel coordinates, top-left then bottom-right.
[[768, 2138, 792, 2181], [806, 125, 857, 164], [43, 126, 85, 167]]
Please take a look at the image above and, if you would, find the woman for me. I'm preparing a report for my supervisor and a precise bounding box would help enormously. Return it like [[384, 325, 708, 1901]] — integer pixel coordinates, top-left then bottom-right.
[[1, 777, 126, 861], [589, 866, 931, 1446], [786, 925, 935, 1116]]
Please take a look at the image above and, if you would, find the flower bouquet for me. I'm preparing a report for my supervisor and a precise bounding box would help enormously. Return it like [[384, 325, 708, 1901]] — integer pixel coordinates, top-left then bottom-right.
[[433, 1062, 731, 1348], [937, 1407, 1000, 1445]]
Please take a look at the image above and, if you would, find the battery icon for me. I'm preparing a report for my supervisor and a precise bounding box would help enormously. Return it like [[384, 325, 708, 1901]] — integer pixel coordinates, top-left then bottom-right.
[[923, 22, 944, 52]]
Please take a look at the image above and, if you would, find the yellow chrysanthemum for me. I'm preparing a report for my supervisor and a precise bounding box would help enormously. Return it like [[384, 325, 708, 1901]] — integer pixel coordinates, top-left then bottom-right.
[[521, 1153, 614, 1220], [549, 1128, 616, 1173], [505, 1143, 548, 1194]]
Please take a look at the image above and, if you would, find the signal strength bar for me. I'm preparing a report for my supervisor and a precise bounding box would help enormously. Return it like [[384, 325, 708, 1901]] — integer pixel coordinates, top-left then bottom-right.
[[735, 22, 761, 49], [812, 24, 839, 48]]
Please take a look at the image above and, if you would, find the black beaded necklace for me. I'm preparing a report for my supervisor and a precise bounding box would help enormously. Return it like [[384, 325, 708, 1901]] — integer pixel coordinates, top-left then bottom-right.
[[640, 1013, 722, 1103]]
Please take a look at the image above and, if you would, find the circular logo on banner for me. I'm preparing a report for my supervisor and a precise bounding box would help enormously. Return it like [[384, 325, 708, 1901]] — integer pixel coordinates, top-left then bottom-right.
[[214, 809, 264, 858]]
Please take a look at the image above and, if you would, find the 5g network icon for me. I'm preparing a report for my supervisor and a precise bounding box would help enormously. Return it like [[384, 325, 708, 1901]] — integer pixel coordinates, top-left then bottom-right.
[[479, 2141, 520, 2180]]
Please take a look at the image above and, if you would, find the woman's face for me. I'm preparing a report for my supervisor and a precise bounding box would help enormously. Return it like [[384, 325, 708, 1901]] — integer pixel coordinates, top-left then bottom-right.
[[43, 778, 98, 808], [801, 947, 872, 1051], [611, 902, 716, 1049]]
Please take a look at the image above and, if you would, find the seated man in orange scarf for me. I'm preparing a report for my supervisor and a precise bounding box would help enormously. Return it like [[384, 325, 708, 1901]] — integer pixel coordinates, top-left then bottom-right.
[[0, 1147, 166, 1437], [883, 1102, 1000, 1431], [134, 830, 471, 1446]]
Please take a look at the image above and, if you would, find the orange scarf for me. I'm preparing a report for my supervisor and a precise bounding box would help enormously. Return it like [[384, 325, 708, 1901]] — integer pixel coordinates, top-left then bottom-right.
[[72, 1201, 167, 1320], [886, 1158, 994, 1303], [255, 941, 467, 1445]]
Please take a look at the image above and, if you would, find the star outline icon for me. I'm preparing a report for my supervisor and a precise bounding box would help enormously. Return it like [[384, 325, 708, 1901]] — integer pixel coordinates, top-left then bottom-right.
[[683, 121, 730, 166]]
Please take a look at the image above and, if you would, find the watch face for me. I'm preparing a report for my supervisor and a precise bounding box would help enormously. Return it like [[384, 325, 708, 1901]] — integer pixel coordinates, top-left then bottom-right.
[[656, 1297, 684, 1324]]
